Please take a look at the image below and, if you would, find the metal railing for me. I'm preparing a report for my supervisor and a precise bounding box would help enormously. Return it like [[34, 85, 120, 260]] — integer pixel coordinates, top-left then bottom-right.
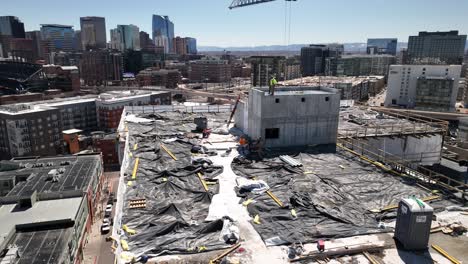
[[337, 138, 467, 202], [124, 104, 234, 114], [339, 108, 448, 139]]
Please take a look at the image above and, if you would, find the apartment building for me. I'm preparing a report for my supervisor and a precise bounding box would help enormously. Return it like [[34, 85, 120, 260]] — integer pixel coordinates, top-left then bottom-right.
[[385, 64, 462, 112]]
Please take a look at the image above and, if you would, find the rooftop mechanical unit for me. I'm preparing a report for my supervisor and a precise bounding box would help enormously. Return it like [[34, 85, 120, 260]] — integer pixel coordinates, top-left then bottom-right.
[[394, 198, 433, 250]]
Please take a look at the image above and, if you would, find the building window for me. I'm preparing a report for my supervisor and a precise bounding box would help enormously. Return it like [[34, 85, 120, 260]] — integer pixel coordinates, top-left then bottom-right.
[[325, 97, 329, 102], [265, 128, 279, 139], [392, 99, 397, 104], [301, 98, 305, 102], [275, 98, 280, 103]]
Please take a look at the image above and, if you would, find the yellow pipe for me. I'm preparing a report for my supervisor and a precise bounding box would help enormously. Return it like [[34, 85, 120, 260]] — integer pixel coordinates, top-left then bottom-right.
[[380, 195, 440, 212], [266, 190, 284, 207], [161, 144, 178, 161], [432, 244, 461, 264], [197, 172, 209, 191], [132, 158, 139, 179]]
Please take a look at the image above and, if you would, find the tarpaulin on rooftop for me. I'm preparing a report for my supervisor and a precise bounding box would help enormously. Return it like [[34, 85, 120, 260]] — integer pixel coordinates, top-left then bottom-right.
[[121, 112, 232, 256], [231, 146, 453, 246]]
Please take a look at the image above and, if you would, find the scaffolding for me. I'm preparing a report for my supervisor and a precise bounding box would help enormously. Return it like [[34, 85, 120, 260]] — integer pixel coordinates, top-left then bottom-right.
[[337, 138, 468, 202], [339, 108, 448, 139]]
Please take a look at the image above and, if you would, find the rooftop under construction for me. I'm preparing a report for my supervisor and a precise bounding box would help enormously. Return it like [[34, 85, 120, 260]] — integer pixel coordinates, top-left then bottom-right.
[[113, 87, 468, 263]]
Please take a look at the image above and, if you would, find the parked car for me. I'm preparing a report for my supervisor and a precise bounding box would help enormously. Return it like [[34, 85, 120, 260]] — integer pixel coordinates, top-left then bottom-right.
[[105, 204, 113, 213], [101, 221, 111, 234]]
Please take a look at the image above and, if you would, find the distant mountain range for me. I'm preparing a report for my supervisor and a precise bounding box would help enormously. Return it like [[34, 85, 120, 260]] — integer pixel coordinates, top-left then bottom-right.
[[199, 43, 407, 53], [199, 41, 468, 53]]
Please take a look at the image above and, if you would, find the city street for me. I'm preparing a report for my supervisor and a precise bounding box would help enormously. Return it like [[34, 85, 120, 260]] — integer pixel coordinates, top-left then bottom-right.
[[83, 171, 120, 264]]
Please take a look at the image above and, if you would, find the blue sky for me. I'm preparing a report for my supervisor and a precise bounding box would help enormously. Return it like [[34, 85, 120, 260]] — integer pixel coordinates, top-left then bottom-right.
[[3, 0, 468, 46]]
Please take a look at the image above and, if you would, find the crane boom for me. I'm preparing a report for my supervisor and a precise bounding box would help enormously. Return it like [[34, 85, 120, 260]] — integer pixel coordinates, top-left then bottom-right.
[[229, 0, 276, 9]]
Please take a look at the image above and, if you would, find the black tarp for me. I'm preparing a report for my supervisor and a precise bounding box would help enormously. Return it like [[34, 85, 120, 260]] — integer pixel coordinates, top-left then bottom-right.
[[231, 146, 453, 246], [122, 112, 231, 256]]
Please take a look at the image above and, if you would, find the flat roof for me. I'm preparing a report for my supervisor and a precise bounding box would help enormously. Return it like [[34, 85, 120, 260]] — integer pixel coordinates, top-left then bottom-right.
[[252, 86, 337, 95], [0, 197, 82, 255], [2, 155, 101, 198], [0, 104, 55, 115], [12, 227, 73, 264]]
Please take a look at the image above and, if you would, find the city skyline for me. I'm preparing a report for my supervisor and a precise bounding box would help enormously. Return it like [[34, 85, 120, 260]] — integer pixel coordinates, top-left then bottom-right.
[[3, 0, 468, 47]]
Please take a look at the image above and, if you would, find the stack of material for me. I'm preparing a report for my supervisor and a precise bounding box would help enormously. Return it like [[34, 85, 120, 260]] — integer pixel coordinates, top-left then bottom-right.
[[279, 155, 303, 167]]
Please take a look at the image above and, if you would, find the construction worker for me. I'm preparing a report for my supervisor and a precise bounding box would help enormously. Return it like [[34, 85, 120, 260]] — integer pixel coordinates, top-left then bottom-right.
[[269, 75, 278, 95], [238, 136, 248, 156]]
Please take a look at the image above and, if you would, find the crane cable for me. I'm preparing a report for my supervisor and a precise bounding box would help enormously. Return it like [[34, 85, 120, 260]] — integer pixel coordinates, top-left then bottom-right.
[[283, 1, 294, 47], [284, 0, 288, 46], [288, 0, 292, 46]]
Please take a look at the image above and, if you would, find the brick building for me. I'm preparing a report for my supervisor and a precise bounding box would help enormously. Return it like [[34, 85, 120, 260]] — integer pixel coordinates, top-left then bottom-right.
[[232, 64, 252, 78], [42, 64, 80, 93], [92, 132, 119, 168], [136, 68, 181, 88], [189, 58, 231, 83], [96, 91, 172, 130], [173, 36, 187, 55], [80, 50, 123, 86]]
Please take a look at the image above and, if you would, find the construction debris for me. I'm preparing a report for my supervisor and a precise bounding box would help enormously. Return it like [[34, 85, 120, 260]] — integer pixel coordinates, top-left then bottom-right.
[[209, 243, 241, 264], [289, 244, 386, 262]]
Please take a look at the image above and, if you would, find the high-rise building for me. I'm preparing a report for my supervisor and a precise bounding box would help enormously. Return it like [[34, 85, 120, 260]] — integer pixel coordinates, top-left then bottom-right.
[[407, 31, 467, 64], [73, 30, 82, 51], [173, 36, 188, 55], [152, 15, 174, 54], [385, 65, 462, 112], [333, 54, 396, 76], [250, 56, 286, 86], [186, 37, 197, 54], [40, 24, 75, 61], [301, 44, 343, 76], [110, 25, 140, 51], [25, 30, 43, 60], [301, 45, 328, 76], [80, 50, 123, 85], [367, 38, 398, 55], [139, 31, 155, 51], [0, 16, 25, 38], [80, 16, 106, 50]]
